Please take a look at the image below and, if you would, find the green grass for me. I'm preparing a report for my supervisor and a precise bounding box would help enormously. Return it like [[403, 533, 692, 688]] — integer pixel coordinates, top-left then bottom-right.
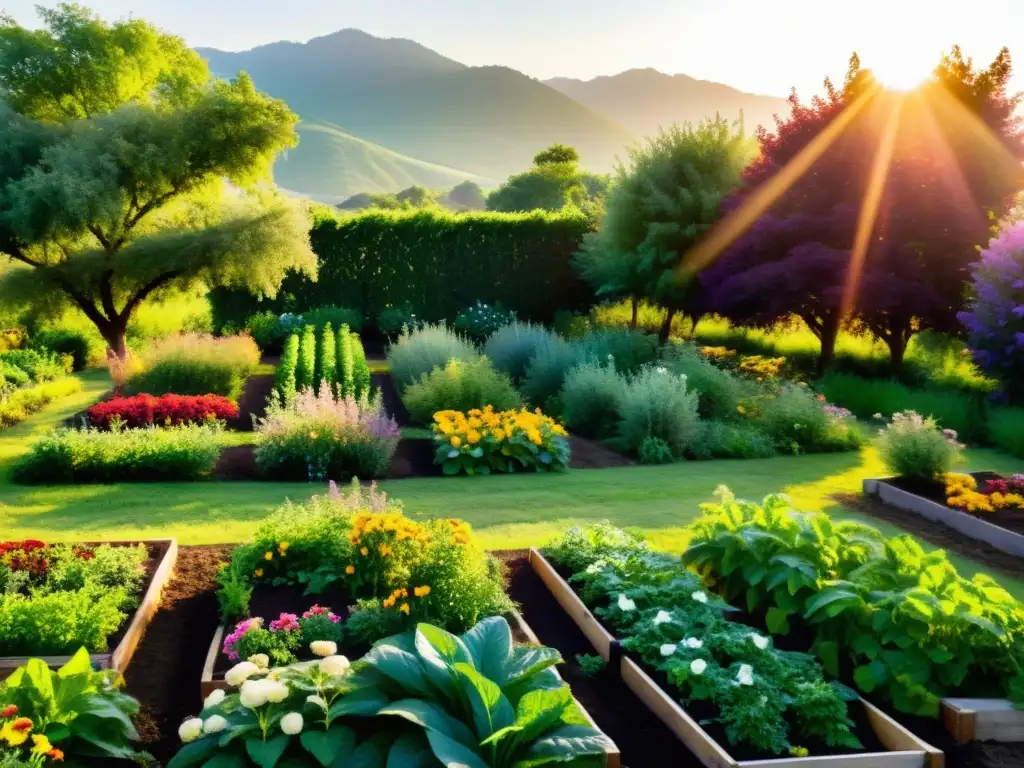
[[3, 370, 1024, 600]]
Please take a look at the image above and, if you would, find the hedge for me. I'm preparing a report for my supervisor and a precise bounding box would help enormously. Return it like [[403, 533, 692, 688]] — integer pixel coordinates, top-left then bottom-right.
[[210, 206, 594, 332]]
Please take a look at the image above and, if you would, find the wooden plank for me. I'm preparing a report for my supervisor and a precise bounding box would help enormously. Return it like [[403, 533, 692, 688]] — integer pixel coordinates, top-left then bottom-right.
[[739, 753, 924, 768], [941, 698, 1024, 743], [200, 625, 229, 699], [0, 539, 177, 676], [620, 656, 736, 768], [528, 548, 615, 661], [861, 698, 942, 768]]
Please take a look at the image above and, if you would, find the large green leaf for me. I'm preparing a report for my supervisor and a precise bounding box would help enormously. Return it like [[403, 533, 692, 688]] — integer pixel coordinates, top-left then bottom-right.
[[57, 648, 94, 678], [326, 689, 389, 719], [483, 686, 572, 757], [344, 732, 397, 768], [24, 658, 56, 709], [417, 625, 474, 667], [301, 726, 357, 767], [386, 731, 437, 768], [765, 607, 791, 635], [363, 646, 433, 697], [165, 736, 220, 768], [462, 616, 513, 683], [203, 753, 250, 768], [503, 647, 562, 688], [455, 663, 515, 741], [377, 699, 477, 748], [425, 729, 490, 768], [245, 734, 290, 768], [520, 725, 609, 764]]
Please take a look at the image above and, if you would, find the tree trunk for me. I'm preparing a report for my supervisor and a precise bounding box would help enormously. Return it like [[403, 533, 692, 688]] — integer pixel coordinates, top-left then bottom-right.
[[817, 313, 840, 376], [658, 307, 677, 344], [630, 297, 639, 330], [886, 330, 910, 378], [103, 321, 129, 361], [689, 313, 703, 339]]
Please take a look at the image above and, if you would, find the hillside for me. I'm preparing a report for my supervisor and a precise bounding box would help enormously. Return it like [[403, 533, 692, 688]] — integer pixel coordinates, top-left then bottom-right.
[[545, 68, 788, 140], [198, 30, 632, 197], [275, 120, 493, 203]]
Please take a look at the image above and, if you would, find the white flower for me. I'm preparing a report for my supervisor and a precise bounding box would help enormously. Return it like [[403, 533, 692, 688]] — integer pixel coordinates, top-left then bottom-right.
[[691, 591, 708, 604], [653, 610, 672, 625], [178, 718, 204, 743], [225, 661, 260, 687], [749, 633, 769, 651], [690, 659, 707, 675], [617, 594, 636, 612], [239, 679, 270, 709], [248, 653, 270, 669], [737, 664, 755, 686], [873, 412, 883, 420], [203, 688, 226, 710], [306, 695, 328, 710], [321, 655, 351, 677], [310, 641, 337, 658], [203, 715, 228, 735], [585, 559, 607, 575], [660, 644, 677, 657], [280, 712, 304, 736], [656, 366, 668, 374], [683, 637, 703, 649], [264, 680, 289, 703]]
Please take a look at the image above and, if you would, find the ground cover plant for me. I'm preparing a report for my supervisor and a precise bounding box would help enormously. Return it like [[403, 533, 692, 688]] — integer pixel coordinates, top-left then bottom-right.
[[542, 524, 862, 758], [683, 487, 1024, 716], [87, 393, 238, 429], [170, 616, 609, 768], [255, 383, 399, 481], [14, 422, 224, 484], [0, 649, 147, 764], [0, 540, 146, 655], [432, 407, 571, 475], [125, 334, 260, 402]]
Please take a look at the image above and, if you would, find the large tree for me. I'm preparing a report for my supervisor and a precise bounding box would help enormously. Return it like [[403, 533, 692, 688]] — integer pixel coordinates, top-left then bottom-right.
[[576, 119, 756, 341], [702, 51, 1024, 373], [486, 143, 608, 214], [0, 5, 316, 357]]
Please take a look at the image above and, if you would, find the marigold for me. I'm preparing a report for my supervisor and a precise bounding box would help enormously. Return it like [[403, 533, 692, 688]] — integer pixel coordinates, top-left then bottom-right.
[[450, 435, 462, 448], [31, 734, 53, 756], [399, 602, 410, 615], [264, 551, 273, 561], [414, 585, 431, 597], [254, 568, 264, 578], [0, 705, 17, 718], [345, 565, 355, 575], [360, 547, 369, 556], [47, 747, 65, 761]]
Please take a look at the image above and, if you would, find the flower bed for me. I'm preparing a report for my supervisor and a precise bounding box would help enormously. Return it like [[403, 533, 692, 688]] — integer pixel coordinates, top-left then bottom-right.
[[432, 406, 571, 475], [527, 544, 941, 767], [88, 393, 239, 428], [0, 538, 177, 674]]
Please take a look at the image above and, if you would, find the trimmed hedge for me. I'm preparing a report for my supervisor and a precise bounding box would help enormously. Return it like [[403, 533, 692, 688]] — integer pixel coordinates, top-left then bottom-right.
[[210, 207, 594, 331]]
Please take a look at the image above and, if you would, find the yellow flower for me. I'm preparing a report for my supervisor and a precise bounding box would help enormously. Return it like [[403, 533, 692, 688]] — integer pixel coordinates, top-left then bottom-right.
[[450, 435, 462, 448], [399, 603, 410, 615], [1, 718, 32, 747], [360, 547, 369, 556], [345, 565, 355, 575], [254, 568, 264, 578], [264, 551, 273, 561], [31, 734, 52, 756], [378, 544, 393, 557], [492, 428, 506, 441], [279, 542, 290, 553], [736, 405, 746, 414], [527, 428, 542, 446], [467, 430, 481, 445], [414, 585, 431, 597], [383, 596, 396, 608]]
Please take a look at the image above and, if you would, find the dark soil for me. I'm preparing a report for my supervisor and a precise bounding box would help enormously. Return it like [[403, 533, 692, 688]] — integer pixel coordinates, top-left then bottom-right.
[[212, 444, 260, 481], [228, 357, 279, 431], [125, 545, 232, 766], [888, 472, 1024, 537], [374, 372, 410, 427], [387, 437, 443, 478], [835, 492, 1024, 581], [569, 435, 633, 469]]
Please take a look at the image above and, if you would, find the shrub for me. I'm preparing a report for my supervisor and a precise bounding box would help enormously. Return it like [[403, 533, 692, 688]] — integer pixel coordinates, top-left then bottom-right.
[[387, 324, 478, 391], [376, 305, 423, 337], [453, 300, 517, 342], [255, 383, 400, 481], [692, 420, 777, 459], [87, 393, 238, 429], [0, 349, 66, 382], [403, 358, 521, 425], [521, 334, 585, 410], [559, 362, 626, 440], [350, 332, 371, 398], [579, 328, 659, 374], [484, 322, 560, 383], [336, 324, 355, 396], [295, 324, 316, 391], [432, 406, 571, 475], [303, 305, 364, 333], [755, 385, 863, 454], [315, 322, 337, 389], [989, 407, 1024, 458], [275, 333, 299, 403], [32, 328, 93, 371], [125, 333, 259, 401], [245, 307, 364, 355], [615, 366, 700, 459], [0, 362, 30, 389], [876, 410, 964, 480], [663, 343, 747, 420], [14, 423, 224, 484], [0, 378, 84, 430]]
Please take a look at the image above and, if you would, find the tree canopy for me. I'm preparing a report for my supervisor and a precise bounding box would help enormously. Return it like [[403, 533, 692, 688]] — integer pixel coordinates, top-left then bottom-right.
[[0, 4, 315, 356], [446, 180, 486, 210], [576, 119, 756, 340], [486, 143, 609, 214]]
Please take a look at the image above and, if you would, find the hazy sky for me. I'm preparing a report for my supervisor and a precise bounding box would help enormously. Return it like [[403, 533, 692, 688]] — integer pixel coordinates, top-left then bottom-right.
[[3, 0, 1022, 97]]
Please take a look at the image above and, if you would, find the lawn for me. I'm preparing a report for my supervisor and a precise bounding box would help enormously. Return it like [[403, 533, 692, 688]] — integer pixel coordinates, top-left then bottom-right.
[[2, 370, 1023, 598]]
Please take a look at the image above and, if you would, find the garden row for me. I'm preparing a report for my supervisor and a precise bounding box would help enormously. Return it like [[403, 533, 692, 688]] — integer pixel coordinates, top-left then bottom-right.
[[0, 347, 83, 430]]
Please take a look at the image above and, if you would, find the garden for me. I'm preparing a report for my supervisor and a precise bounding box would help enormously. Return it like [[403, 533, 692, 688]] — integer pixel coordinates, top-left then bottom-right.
[[4, 6, 1024, 768]]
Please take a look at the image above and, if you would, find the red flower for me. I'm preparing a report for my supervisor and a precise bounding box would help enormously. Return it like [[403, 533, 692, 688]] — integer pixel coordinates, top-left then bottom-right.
[[0, 705, 18, 718], [11, 717, 32, 731], [88, 393, 238, 429]]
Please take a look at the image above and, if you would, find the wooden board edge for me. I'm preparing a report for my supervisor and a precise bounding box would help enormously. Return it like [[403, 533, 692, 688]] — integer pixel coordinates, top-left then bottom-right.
[[861, 698, 943, 768], [940, 700, 975, 744], [738, 753, 925, 767], [0, 653, 112, 675], [619, 656, 737, 768], [528, 547, 615, 661], [111, 539, 179, 674], [200, 625, 228, 699]]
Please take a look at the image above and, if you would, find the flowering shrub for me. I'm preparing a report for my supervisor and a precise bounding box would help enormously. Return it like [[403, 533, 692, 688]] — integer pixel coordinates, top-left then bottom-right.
[[402, 357, 521, 425], [958, 222, 1024, 401], [875, 410, 964, 480], [222, 606, 344, 666], [255, 382, 399, 481], [124, 333, 259, 400], [945, 473, 1024, 513], [453, 300, 517, 342], [737, 354, 786, 381], [700, 345, 738, 362], [87, 393, 238, 428], [432, 406, 571, 475], [753, 384, 864, 454]]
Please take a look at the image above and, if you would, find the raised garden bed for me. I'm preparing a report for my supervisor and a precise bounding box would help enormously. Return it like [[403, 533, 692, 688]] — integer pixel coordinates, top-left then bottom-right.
[[941, 698, 1024, 744], [863, 473, 1024, 558], [527, 547, 945, 768], [0, 538, 178, 675]]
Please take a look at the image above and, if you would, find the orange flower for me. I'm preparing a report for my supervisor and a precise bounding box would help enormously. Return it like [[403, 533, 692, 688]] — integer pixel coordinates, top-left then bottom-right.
[[345, 565, 355, 575], [360, 547, 369, 556], [47, 748, 64, 762], [254, 568, 264, 578], [0, 705, 17, 718], [399, 603, 410, 615], [414, 585, 431, 598]]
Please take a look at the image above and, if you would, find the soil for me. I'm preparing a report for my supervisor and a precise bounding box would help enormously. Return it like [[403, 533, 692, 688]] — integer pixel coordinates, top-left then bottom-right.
[[212, 444, 260, 481], [569, 435, 633, 469], [387, 437, 443, 479], [887, 472, 1024, 538], [374, 371, 410, 426], [228, 357, 279, 431]]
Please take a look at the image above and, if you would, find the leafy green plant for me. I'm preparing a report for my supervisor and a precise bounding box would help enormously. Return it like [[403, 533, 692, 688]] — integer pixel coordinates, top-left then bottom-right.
[[637, 436, 675, 465], [315, 323, 337, 390], [614, 366, 699, 459], [576, 654, 607, 678], [453, 301, 517, 342], [691, 421, 776, 460], [125, 333, 259, 401], [336, 324, 355, 398], [0, 378, 83, 431], [387, 324, 479, 391], [521, 335, 584, 411], [875, 410, 964, 480], [559, 362, 626, 440], [296, 325, 317, 392], [0, 350, 65, 383], [403, 358, 521, 426], [0, 648, 146, 763], [350, 332, 372, 399], [31, 328, 93, 371], [484, 322, 560, 384], [216, 562, 254, 623], [275, 333, 299, 404], [662, 343, 747, 420]]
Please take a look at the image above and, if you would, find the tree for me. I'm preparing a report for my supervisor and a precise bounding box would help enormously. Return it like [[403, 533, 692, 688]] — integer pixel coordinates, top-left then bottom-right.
[[446, 180, 486, 210], [703, 51, 1024, 374], [577, 119, 756, 342], [486, 143, 605, 213], [534, 144, 580, 166], [0, 6, 316, 357], [395, 185, 435, 208]]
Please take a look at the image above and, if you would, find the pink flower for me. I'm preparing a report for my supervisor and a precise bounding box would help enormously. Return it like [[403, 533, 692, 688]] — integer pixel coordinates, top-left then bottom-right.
[[302, 605, 342, 623], [223, 618, 263, 661], [270, 613, 300, 632]]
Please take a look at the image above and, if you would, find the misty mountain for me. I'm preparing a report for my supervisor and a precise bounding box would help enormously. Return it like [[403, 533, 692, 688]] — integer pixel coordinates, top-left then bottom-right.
[[544, 68, 787, 140]]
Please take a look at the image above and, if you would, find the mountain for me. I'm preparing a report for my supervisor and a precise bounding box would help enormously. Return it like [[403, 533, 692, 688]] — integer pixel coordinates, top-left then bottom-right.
[[275, 119, 493, 204], [198, 30, 631, 198], [544, 68, 787, 140]]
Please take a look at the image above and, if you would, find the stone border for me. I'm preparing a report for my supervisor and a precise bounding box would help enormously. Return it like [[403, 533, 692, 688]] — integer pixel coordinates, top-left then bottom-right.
[[863, 475, 1024, 558]]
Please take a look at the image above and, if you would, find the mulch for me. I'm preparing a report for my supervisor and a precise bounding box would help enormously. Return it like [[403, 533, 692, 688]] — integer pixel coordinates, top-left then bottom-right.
[[227, 357, 279, 431], [569, 435, 633, 469], [373, 371, 410, 426]]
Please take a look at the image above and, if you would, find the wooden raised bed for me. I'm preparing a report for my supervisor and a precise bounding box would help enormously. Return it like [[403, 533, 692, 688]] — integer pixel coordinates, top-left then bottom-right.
[[0, 538, 178, 675], [862, 474, 1024, 558], [941, 698, 1024, 744], [527, 548, 944, 768], [201, 607, 621, 768]]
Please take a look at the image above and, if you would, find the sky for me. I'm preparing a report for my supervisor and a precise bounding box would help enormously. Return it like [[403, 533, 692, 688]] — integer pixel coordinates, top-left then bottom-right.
[[3, 0, 1022, 98]]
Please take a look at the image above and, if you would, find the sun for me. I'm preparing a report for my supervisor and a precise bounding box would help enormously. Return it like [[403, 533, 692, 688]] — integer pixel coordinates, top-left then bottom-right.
[[869, 56, 934, 92]]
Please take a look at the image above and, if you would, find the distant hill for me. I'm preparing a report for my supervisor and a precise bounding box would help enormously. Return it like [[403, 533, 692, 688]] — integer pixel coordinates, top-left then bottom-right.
[[275, 119, 493, 204], [544, 68, 787, 141], [198, 30, 631, 197]]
